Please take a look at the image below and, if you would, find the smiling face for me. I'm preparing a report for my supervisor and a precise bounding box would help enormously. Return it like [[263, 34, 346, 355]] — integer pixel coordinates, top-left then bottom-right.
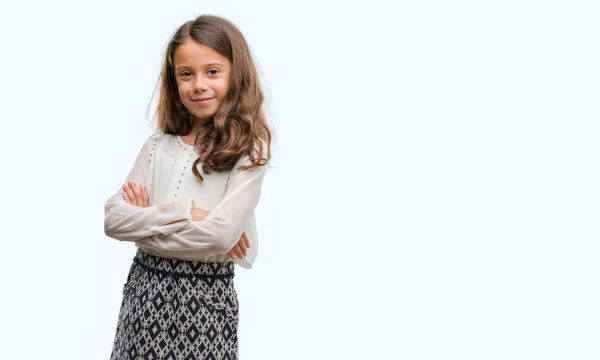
[[173, 40, 231, 123]]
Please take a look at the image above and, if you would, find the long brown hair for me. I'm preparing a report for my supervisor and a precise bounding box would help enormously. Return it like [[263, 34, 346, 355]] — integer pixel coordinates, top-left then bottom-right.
[[153, 15, 271, 181]]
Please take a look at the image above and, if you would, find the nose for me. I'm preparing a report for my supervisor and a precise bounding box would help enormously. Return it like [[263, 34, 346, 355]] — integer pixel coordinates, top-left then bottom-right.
[[193, 77, 208, 93]]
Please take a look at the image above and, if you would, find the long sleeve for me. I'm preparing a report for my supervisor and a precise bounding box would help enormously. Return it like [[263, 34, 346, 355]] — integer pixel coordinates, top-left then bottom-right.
[[104, 138, 195, 242], [138, 140, 269, 255]]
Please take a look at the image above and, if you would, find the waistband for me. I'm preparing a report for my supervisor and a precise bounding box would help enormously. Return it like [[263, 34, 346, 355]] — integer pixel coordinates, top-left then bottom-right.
[[133, 249, 235, 279]]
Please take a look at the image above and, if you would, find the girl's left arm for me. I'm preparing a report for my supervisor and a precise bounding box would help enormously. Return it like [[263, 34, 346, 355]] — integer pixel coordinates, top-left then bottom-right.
[[138, 140, 269, 255]]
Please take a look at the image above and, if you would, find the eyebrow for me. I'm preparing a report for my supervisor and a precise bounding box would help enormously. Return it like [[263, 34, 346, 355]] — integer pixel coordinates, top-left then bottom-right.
[[175, 63, 225, 71]]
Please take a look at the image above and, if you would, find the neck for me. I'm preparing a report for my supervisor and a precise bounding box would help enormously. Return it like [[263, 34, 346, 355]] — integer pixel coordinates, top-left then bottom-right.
[[190, 116, 210, 136]]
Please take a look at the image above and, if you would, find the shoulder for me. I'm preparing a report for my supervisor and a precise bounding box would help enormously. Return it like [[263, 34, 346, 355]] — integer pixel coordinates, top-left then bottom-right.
[[244, 138, 270, 162], [233, 138, 270, 171], [144, 132, 175, 149], [254, 137, 270, 160], [148, 132, 169, 143], [136, 133, 170, 158], [257, 137, 268, 151]]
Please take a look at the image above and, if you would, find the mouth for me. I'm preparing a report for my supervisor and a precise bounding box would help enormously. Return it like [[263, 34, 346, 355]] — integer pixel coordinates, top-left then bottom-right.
[[191, 97, 215, 104]]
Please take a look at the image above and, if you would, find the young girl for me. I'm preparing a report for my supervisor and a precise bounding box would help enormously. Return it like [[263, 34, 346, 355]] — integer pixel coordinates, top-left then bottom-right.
[[103, 15, 271, 359]]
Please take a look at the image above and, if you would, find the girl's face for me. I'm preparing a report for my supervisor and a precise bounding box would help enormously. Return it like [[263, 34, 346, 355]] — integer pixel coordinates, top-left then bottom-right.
[[173, 40, 231, 122]]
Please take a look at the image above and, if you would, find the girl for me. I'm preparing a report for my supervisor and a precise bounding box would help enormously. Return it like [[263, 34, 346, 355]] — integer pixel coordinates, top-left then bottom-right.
[[103, 15, 271, 359]]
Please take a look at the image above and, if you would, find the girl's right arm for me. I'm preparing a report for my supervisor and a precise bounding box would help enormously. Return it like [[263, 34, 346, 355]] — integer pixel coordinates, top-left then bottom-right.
[[103, 138, 195, 242]]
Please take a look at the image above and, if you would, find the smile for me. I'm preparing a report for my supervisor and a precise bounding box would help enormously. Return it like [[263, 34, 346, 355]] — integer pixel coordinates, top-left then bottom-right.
[[192, 97, 215, 104]]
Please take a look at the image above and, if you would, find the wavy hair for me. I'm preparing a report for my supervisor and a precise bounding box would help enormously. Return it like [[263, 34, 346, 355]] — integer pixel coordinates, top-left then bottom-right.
[[153, 15, 271, 181]]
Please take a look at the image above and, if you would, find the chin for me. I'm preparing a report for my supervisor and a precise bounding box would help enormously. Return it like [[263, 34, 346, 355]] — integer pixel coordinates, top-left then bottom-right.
[[192, 112, 217, 121]]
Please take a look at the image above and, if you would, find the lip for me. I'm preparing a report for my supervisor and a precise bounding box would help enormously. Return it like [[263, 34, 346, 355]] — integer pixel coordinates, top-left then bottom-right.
[[192, 97, 215, 104]]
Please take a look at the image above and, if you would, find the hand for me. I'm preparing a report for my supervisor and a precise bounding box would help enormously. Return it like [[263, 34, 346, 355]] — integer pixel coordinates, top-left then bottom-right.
[[190, 206, 250, 259], [191, 207, 211, 221], [122, 180, 149, 207], [228, 232, 250, 260]]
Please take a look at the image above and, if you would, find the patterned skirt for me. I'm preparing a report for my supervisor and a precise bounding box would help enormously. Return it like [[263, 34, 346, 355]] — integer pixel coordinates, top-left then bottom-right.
[[110, 249, 239, 360]]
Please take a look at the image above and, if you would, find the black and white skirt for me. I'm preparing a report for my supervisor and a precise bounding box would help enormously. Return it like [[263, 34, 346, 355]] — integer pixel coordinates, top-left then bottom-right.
[[110, 249, 239, 360]]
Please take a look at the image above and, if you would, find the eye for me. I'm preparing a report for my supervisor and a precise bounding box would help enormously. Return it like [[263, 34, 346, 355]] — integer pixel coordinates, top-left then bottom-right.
[[180, 71, 192, 78], [207, 69, 220, 76]]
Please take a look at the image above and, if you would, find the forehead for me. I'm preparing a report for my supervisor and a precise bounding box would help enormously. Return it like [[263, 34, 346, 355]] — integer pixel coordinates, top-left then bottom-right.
[[173, 40, 230, 68]]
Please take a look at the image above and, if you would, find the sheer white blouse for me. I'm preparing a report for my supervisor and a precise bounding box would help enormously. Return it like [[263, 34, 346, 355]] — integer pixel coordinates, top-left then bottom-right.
[[103, 133, 268, 269]]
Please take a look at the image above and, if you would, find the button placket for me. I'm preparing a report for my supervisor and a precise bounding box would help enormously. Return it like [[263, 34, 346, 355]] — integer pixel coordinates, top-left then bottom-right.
[[173, 135, 192, 203], [149, 138, 157, 163]]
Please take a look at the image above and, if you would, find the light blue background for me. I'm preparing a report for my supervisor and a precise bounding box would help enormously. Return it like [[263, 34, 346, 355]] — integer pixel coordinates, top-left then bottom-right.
[[0, 1, 598, 359]]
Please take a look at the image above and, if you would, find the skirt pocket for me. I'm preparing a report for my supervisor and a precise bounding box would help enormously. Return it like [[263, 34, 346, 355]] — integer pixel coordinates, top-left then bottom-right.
[[120, 263, 140, 308], [197, 292, 238, 319]]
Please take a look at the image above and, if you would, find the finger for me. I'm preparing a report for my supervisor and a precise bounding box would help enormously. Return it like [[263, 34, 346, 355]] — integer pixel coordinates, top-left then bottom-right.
[[242, 232, 250, 249], [123, 183, 138, 206], [129, 182, 143, 205], [236, 242, 246, 258], [238, 238, 247, 257], [233, 243, 244, 259], [140, 185, 150, 207], [122, 192, 131, 204], [228, 247, 239, 259]]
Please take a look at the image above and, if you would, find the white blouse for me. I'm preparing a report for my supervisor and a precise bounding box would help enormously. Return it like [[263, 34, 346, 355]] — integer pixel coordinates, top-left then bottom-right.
[[103, 133, 268, 269]]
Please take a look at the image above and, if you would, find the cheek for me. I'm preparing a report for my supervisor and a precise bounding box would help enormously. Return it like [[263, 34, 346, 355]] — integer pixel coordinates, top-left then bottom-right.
[[177, 85, 188, 100], [176, 79, 191, 93], [217, 80, 230, 98]]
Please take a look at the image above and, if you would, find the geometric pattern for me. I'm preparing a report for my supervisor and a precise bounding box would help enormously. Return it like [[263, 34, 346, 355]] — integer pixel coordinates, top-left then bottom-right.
[[110, 249, 238, 359]]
